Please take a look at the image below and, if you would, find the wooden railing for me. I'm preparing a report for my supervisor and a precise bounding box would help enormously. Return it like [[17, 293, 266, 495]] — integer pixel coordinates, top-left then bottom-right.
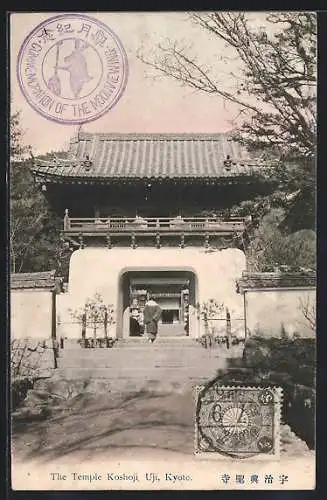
[[63, 214, 248, 233]]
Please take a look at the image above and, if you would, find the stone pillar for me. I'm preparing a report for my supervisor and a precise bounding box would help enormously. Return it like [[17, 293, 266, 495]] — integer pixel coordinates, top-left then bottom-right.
[[189, 305, 200, 338], [226, 307, 231, 349], [64, 208, 70, 230], [181, 288, 190, 335], [81, 313, 86, 347], [104, 310, 108, 339], [123, 306, 130, 338]]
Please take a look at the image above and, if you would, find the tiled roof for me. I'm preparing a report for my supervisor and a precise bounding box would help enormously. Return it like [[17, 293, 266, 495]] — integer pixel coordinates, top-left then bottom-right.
[[11, 270, 58, 290], [237, 271, 316, 293], [32, 132, 268, 181]]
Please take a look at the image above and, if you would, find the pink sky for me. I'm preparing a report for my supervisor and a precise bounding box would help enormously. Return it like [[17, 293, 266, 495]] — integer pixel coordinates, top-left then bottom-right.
[[11, 12, 267, 154]]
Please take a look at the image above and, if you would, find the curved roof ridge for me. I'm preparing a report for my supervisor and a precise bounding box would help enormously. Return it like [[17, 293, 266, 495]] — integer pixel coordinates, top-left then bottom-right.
[[32, 133, 268, 181], [72, 131, 234, 142]]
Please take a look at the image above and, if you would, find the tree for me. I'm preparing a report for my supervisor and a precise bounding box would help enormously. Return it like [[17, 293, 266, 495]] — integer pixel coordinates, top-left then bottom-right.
[[10, 111, 71, 276], [246, 209, 316, 271], [10, 160, 46, 273], [10, 110, 31, 160], [139, 12, 316, 231], [196, 298, 225, 335], [298, 295, 316, 333], [69, 293, 115, 339]]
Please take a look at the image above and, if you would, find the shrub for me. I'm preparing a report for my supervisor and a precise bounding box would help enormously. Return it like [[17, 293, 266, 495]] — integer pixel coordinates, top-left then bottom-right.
[[216, 335, 316, 448], [246, 210, 316, 271], [11, 377, 34, 410]]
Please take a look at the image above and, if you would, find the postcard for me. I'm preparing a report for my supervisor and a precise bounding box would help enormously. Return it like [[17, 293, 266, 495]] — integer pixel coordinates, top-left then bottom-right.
[[10, 11, 316, 490]]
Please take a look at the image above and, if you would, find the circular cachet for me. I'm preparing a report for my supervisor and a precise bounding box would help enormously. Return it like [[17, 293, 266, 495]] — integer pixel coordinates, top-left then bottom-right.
[[195, 384, 282, 459], [17, 14, 128, 124]]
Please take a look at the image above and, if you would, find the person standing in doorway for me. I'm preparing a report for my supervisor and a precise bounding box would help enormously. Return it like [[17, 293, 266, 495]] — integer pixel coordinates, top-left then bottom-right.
[[143, 294, 162, 343]]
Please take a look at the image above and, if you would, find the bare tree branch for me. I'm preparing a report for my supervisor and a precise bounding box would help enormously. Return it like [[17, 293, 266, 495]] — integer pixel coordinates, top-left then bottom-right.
[[138, 12, 316, 163], [298, 295, 316, 332]]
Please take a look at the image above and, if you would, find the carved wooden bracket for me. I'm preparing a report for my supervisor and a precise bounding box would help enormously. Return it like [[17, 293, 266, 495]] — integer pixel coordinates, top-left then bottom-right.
[[78, 233, 84, 249]]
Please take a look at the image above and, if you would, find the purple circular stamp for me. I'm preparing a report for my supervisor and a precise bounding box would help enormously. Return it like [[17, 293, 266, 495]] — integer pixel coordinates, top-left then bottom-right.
[[17, 14, 128, 124]]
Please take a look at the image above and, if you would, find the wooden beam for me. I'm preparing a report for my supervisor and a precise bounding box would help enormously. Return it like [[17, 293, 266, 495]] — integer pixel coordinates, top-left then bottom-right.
[[60, 233, 80, 248], [106, 233, 112, 249], [78, 233, 84, 249], [51, 289, 57, 369]]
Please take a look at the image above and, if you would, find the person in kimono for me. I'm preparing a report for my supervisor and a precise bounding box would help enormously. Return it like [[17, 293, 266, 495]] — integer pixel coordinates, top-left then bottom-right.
[[143, 295, 162, 342]]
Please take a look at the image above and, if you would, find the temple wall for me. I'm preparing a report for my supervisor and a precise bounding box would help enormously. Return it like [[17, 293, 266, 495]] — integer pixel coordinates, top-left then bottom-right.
[[244, 288, 316, 338], [57, 247, 246, 339], [11, 290, 53, 340]]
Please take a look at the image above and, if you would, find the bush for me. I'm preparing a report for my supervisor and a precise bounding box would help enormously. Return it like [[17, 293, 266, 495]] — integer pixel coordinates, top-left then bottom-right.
[[216, 335, 316, 448], [247, 210, 316, 271], [243, 336, 315, 384], [11, 377, 34, 410]]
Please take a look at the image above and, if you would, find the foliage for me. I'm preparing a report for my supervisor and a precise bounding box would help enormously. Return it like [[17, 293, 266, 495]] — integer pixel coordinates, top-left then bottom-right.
[[196, 298, 225, 320], [298, 295, 316, 332], [217, 335, 315, 447], [197, 334, 244, 349], [69, 293, 115, 338], [243, 336, 316, 387], [10, 161, 71, 276], [245, 209, 316, 271], [10, 111, 71, 276], [11, 378, 34, 411], [139, 12, 316, 232], [195, 298, 226, 337], [10, 110, 31, 160]]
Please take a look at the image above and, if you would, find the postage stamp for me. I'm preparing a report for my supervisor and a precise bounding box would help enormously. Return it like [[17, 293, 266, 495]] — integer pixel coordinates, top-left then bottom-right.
[[16, 13, 128, 124], [195, 385, 282, 460]]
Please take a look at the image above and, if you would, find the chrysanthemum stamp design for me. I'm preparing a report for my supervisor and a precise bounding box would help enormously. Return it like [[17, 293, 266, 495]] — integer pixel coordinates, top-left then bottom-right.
[[195, 385, 282, 460]]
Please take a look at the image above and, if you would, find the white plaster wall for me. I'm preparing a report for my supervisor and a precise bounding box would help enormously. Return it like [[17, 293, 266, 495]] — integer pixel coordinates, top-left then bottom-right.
[[58, 247, 246, 339], [11, 290, 52, 340], [245, 288, 316, 338]]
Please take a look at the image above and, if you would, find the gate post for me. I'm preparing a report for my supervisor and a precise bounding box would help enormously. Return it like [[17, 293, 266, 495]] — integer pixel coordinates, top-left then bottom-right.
[[51, 288, 58, 368], [243, 292, 248, 341], [104, 310, 108, 339], [226, 307, 231, 349], [81, 313, 86, 347]]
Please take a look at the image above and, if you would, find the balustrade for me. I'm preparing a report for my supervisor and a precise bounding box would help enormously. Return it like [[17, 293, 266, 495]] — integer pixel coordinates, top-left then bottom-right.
[[63, 211, 248, 234]]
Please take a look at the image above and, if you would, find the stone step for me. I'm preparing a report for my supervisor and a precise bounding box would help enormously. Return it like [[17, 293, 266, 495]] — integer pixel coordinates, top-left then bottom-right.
[[62, 338, 203, 348], [59, 347, 224, 356], [58, 347, 239, 359], [60, 351, 208, 358], [57, 359, 222, 366], [52, 373, 214, 392], [57, 354, 229, 368], [57, 356, 228, 376], [57, 365, 221, 373], [117, 336, 198, 343], [56, 343, 243, 383], [55, 367, 220, 380]]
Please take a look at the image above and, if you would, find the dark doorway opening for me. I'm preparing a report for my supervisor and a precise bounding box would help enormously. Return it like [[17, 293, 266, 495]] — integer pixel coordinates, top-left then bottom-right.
[[121, 270, 197, 337]]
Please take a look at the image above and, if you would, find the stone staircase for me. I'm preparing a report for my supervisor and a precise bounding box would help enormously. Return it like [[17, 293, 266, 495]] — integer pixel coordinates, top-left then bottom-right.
[[56, 338, 243, 391]]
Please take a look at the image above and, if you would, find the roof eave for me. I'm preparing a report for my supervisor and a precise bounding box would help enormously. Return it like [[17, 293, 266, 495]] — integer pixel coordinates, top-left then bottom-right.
[[32, 174, 264, 184]]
